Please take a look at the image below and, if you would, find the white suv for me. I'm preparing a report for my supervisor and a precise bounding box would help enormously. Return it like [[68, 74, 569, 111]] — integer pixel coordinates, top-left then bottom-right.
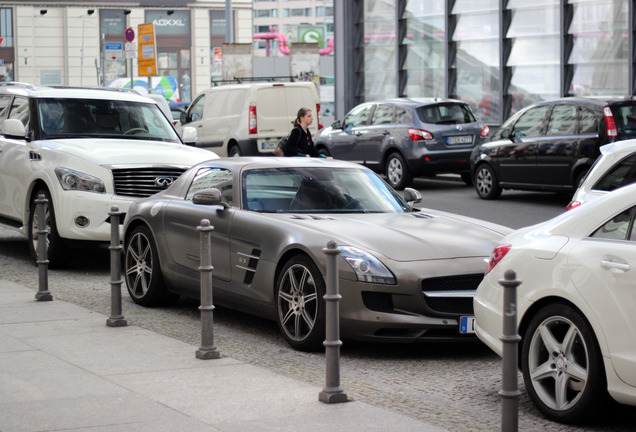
[[0, 83, 217, 267]]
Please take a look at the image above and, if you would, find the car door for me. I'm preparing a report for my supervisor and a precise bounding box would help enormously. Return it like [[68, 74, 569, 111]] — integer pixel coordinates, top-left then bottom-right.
[[497, 104, 549, 185], [182, 94, 215, 148], [566, 206, 636, 386], [328, 103, 373, 163], [535, 103, 579, 187], [164, 166, 233, 282], [362, 103, 395, 168], [0, 96, 31, 224]]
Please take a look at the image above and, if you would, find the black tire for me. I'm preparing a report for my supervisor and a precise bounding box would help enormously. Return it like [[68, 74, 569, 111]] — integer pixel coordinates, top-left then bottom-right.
[[521, 304, 608, 423], [385, 152, 413, 190], [228, 144, 241, 157], [317, 146, 330, 157], [124, 225, 178, 306], [474, 164, 502, 199], [28, 188, 72, 269], [276, 255, 326, 351], [460, 172, 473, 186]]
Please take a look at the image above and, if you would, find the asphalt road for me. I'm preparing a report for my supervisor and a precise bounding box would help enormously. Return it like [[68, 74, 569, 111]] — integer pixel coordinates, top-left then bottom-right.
[[0, 178, 634, 432]]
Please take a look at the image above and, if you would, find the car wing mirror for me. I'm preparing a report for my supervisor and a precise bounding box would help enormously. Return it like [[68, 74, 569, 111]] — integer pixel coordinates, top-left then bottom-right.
[[403, 187, 422, 209], [1, 119, 27, 139], [331, 120, 341, 129], [500, 129, 511, 140], [192, 187, 229, 208], [181, 126, 197, 145]]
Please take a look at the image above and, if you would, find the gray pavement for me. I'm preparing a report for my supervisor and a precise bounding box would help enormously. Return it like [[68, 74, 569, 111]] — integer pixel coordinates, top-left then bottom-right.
[[0, 279, 448, 432]]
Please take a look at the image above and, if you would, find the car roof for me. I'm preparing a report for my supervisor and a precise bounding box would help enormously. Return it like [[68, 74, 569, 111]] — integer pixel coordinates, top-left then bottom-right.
[[600, 138, 636, 157], [527, 95, 636, 107], [0, 82, 158, 103], [364, 97, 467, 108]]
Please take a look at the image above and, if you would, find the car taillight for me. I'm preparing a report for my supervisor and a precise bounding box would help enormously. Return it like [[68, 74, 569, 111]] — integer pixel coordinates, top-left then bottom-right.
[[408, 128, 433, 141], [603, 106, 617, 137], [317, 103, 323, 130], [480, 125, 490, 137], [485, 244, 511, 275], [249, 106, 257, 134], [566, 201, 581, 211]]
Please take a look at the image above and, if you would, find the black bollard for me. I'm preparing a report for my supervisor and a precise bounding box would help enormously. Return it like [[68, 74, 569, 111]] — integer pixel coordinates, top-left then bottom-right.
[[196, 219, 220, 359], [34, 194, 52, 302], [106, 206, 127, 327]]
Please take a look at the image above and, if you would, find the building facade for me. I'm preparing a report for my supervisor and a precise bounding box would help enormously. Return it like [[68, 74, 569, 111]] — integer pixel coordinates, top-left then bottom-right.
[[334, 0, 636, 126], [0, 1, 253, 102]]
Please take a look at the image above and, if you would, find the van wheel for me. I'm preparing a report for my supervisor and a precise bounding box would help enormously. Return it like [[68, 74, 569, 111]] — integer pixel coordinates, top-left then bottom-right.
[[228, 145, 241, 157]]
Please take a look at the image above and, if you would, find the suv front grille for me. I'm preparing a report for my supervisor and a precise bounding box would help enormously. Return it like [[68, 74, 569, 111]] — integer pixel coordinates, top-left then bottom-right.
[[112, 167, 187, 197]]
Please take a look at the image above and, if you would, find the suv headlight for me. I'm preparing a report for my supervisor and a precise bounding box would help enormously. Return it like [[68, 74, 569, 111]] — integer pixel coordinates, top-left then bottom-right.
[[339, 246, 395, 285], [55, 167, 106, 193]]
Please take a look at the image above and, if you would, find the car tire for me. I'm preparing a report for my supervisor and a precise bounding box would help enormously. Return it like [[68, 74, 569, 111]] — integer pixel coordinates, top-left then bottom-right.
[[385, 152, 413, 190], [474, 164, 502, 199], [228, 144, 241, 157], [460, 172, 473, 186], [28, 188, 72, 269], [276, 255, 326, 351], [124, 225, 178, 307], [317, 146, 331, 157], [521, 304, 608, 423]]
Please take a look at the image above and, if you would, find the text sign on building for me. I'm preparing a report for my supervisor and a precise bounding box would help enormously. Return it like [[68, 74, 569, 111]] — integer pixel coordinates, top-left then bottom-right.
[[137, 23, 157, 76], [105, 42, 123, 61]]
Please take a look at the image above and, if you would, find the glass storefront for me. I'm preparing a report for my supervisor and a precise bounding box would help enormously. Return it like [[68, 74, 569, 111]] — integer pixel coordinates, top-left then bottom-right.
[[363, 0, 396, 100]]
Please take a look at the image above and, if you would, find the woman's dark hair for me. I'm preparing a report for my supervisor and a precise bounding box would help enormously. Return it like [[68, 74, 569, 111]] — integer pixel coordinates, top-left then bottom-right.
[[293, 107, 312, 127]]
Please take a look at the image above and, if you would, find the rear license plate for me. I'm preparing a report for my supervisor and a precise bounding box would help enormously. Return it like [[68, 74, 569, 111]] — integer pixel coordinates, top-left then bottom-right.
[[260, 140, 277, 150], [447, 135, 473, 145], [459, 316, 476, 334]]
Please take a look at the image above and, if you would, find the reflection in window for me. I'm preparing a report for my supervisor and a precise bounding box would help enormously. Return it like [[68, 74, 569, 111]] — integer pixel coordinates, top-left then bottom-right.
[[344, 104, 372, 128], [512, 105, 548, 137], [546, 104, 576, 136], [452, 0, 500, 123], [591, 207, 635, 241], [579, 108, 598, 134], [187, 168, 233, 205], [370, 105, 394, 125], [569, 0, 628, 96], [363, 0, 396, 100]]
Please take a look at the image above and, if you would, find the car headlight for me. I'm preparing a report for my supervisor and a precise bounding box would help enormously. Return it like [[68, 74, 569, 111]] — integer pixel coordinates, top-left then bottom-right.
[[339, 246, 395, 285], [54, 167, 105, 193]]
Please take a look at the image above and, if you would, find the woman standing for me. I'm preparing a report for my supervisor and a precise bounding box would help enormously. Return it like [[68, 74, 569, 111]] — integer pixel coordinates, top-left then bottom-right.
[[283, 107, 328, 157]]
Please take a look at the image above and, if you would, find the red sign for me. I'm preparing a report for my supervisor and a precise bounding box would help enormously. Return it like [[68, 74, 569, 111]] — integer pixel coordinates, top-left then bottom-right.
[[125, 28, 135, 42]]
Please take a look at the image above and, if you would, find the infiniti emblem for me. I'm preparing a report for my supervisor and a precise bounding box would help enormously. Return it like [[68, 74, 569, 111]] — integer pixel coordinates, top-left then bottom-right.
[[154, 176, 174, 188]]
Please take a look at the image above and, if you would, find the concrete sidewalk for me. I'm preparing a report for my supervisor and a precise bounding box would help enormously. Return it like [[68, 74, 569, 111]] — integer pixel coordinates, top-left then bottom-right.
[[0, 279, 449, 432]]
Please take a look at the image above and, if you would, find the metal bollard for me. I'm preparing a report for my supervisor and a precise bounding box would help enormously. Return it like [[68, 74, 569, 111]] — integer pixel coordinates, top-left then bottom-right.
[[196, 219, 220, 359], [319, 240, 348, 404], [106, 206, 127, 327], [34, 194, 52, 302], [499, 269, 522, 432]]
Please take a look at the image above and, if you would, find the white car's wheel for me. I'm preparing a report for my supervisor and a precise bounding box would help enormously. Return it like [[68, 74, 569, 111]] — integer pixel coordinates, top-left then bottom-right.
[[521, 304, 608, 423], [276, 255, 325, 351], [28, 188, 72, 269]]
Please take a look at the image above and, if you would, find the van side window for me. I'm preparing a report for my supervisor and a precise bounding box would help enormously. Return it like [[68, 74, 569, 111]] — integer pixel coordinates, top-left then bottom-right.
[[579, 107, 598, 134], [189, 95, 205, 122], [546, 104, 576, 136], [512, 105, 548, 138]]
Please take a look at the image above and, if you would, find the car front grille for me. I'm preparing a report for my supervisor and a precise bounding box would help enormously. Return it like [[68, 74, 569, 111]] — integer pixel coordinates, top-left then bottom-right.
[[112, 167, 187, 197], [421, 274, 483, 315]]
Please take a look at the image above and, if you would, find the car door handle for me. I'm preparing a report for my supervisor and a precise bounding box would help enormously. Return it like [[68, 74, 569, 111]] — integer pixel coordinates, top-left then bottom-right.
[[382, 130, 390, 135], [600, 259, 630, 273], [354, 131, 363, 136]]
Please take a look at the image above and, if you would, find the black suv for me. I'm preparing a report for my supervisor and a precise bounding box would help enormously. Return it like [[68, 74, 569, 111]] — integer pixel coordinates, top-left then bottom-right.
[[471, 96, 636, 199]]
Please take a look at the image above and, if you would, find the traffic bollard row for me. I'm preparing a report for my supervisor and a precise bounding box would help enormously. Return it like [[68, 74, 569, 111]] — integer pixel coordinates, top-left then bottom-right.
[[196, 218, 221, 359], [106, 206, 127, 327], [34, 194, 52, 302], [319, 240, 348, 404], [499, 269, 522, 432]]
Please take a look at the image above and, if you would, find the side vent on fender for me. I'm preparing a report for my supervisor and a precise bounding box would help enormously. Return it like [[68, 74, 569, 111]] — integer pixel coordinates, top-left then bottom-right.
[[236, 249, 261, 284]]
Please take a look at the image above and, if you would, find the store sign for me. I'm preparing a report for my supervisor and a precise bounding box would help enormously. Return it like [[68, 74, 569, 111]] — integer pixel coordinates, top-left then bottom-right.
[[145, 10, 190, 36]]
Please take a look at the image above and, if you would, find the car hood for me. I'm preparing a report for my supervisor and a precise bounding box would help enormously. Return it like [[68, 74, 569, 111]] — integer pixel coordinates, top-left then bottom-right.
[[38, 138, 217, 165], [279, 211, 508, 262]]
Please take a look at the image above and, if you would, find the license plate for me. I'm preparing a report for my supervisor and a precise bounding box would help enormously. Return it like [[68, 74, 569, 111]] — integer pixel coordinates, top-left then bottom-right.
[[260, 140, 278, 150], [447, 135, 473, 145], [459, 316, 476, 334]]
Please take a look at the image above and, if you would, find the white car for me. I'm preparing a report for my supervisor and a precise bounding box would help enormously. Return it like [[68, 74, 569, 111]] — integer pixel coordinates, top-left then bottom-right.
[[567, 139, 636, 210], [474, 183, 636, 423], [0, 83, 217, 268]]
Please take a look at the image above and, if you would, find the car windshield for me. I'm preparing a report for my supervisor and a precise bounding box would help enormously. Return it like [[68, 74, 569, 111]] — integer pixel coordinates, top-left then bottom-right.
[[416, 103, 477, 125], [37, 98, 182, 142], [243, 167, 410, 213]]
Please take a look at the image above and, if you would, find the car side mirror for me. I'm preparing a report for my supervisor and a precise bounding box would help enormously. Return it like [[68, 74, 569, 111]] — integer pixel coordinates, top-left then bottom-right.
[[192, 187, 229, 208], [403, 187, 422, 209], [331, 120, 341, 129], [0, 119, 27, 139], [181, 126, 197, 145], [500, 129, 511, 140]]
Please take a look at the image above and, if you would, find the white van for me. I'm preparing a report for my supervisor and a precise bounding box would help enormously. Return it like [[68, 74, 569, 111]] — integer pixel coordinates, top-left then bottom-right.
[[180, 81, 322, 157]]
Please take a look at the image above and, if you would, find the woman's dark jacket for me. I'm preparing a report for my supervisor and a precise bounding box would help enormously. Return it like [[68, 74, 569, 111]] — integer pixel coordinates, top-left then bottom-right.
[[283, 126, 322, 157]]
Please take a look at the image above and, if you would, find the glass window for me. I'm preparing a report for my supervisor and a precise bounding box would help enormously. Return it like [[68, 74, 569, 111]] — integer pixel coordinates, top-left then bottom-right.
[[593, 154, 636, 192], [395, 107, 411, 125], [370, 105, 394, 125], [416, 103, 477, 125], [610, 103, 636, 138], [188, 95, 205, 122], [579, 107, 598, 134], [0, 8, 13, 47], [8, 97, 29, 129], [210, 10, 226, 36], [344, 104, 373, 128], [546, 104, 576, 136], [363, 0, 396, 100], [0, 95, 11, 119], [512, 105, 548, 137], [591, 207, 635, 241], [186, 168, 233, 205]]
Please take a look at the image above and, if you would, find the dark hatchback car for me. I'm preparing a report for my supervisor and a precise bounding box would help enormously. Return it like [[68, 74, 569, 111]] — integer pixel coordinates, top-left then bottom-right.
[[314, 98, 490, 189], [471, 96, 636, 199]]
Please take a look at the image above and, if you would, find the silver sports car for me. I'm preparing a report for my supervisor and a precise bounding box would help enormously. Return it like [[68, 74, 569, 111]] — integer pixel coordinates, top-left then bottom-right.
[[123, 157, 512, 350]]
